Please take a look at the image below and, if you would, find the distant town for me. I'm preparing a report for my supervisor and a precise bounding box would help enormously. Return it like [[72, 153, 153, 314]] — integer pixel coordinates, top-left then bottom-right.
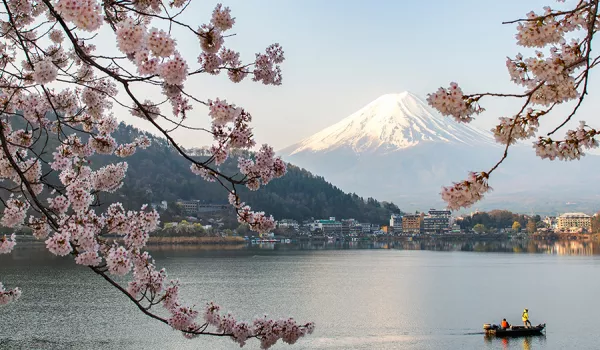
[[163, 199, 598, 240]]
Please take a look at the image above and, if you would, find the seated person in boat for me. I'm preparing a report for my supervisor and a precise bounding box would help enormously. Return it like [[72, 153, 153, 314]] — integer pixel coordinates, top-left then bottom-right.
[[501, 318, 510, 329], [522, 308, 532, 328]]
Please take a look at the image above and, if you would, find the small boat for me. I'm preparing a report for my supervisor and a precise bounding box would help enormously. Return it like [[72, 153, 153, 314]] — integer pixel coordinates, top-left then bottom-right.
[[483, 323, 546, 337]]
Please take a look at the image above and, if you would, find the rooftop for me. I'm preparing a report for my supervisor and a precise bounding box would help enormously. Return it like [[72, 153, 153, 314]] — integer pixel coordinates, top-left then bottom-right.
[[317, 220, 341, 224], [559, 212, 590, 218]]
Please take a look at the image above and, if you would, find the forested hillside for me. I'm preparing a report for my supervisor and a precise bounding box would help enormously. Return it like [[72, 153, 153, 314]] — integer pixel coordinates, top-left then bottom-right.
[[103, 124, 403, 224]]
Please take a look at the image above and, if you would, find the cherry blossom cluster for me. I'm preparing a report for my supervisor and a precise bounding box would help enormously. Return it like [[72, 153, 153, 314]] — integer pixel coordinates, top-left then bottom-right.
[[91, 162, 128, 193], [492, 109, 545, 145], [55, 0, 104, 32], [204, 98, 255, 165], [235, 145, 286, 192], [165, 297, 315, 348], [32, 58, 58, 84], [426, 83, 482, 123], [0, 234, 16, 254], [441, 172, 491, 211], [534, 121, 600, 160], [0, 282, 21, 305], [253, 44, 285, 85], [515, 5, 587, 48], [109, 3, 285, 120], [506, 43, 584, 106], [227, 193, 276, 233], [0, 197, 29, 228], [115, 136, 151, 158], [236, 205, 277, 233]]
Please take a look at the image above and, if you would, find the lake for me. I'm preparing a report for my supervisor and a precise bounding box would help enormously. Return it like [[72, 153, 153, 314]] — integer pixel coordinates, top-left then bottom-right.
[[1, 240, 600, 349]]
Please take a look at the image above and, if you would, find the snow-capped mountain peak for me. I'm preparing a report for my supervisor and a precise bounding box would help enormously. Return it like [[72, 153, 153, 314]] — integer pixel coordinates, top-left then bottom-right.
[[283, 91, 495, 155]]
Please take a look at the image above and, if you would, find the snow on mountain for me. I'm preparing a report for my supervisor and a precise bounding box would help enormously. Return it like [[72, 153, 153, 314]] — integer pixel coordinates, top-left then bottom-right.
[[279, 92, 600, 213], [284, 91, 496, 156]]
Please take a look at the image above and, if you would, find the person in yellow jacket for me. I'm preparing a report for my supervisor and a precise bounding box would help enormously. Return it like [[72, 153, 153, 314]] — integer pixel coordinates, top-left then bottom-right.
[[522, 308, 532, 328]]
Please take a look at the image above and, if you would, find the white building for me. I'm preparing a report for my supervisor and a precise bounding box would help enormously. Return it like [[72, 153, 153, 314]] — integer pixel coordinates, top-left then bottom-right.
[[557, 213, 592, 233], [310, 217, 342, 234], [277, 219, 299, 230], [390, 214, 403, 229]]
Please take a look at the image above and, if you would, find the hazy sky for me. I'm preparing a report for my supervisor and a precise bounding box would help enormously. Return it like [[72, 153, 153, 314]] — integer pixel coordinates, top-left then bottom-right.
[[122, 0, 598, 151]]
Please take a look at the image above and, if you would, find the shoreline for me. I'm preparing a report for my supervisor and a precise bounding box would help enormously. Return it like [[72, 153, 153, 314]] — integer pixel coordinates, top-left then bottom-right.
[[146, 236, 246, 245], [12, 233, 599, 248]]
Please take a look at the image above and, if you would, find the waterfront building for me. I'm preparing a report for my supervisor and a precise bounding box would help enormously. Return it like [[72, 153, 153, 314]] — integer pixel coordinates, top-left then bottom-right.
[[390, 214, 403, 233], [402, 214, 422, 235], [557, 213, 592, 233], [311, 217, 343, 235], [342, 219, 361, 236], [423, 209, 451, 234]]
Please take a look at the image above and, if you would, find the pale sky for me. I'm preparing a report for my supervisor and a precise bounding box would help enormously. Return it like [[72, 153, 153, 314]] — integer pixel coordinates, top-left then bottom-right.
[[120, 0, 599, 151]]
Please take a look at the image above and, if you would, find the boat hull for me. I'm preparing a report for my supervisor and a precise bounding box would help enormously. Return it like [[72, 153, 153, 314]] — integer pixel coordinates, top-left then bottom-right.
[[484, 323, 546, 337]]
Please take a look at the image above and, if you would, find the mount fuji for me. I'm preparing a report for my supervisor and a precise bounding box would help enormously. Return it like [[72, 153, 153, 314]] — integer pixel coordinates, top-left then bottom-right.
[[279, 92, 600, 213]]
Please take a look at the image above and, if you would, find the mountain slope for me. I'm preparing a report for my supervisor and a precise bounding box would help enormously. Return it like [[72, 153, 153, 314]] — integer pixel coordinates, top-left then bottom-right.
[[282, 91, 497, 155], [280, 92, 600, 214]]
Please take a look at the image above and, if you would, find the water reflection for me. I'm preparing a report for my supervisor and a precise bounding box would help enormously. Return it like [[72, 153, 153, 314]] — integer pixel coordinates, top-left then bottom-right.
[[16, 238, 599, 256], [484, 334, 547, 349], [240, 239, 600, 256]]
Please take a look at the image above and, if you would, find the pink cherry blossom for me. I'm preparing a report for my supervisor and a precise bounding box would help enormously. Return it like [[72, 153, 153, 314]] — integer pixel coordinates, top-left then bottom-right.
[[208, 98, 241, 126], [106, 245, 131, 276], [0, 234, 16, 254], [159, 53, 188, 85], [49, 29, 64, 44], [1, 197, 29, 228], [441, 172, 491, 211], [211, 4, 235, 31], [32, 58, 58, 84], [66, 181, 93, 213], [134, 49, 160, 76], [116, 18, 146, 55], [200, 52, 222, 74], [91, 162, 128, 192], [147, 28, 176, 58], [427, 83, 480, 123], [0, 282, 21, 305], [45, 233, 72, 256], [253, 44, 285, 85], [55, 0, 104, 31], [48, 195, 70, 214], [75, 250, 102, 266]]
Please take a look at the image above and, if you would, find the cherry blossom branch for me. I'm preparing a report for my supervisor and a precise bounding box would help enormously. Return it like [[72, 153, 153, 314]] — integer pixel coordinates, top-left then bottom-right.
[[0, 0, 312, 347], [502, 1, 590, 24], [429, 0, 600, 210]]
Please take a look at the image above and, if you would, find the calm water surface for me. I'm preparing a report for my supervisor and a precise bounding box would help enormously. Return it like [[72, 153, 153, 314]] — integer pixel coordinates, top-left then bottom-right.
[[1, 240, 600, 349]]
